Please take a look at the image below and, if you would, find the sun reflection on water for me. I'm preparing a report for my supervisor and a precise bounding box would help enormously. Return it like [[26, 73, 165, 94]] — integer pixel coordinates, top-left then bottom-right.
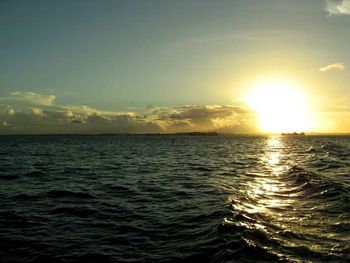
[[222, 136, 348, 260], [224, 136, 297, 256], [263, 136, 285, 175], [241, 136, 293, 214]]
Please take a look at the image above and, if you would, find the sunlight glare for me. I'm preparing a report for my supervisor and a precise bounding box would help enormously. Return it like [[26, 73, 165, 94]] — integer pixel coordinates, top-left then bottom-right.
[[247, 79, 311, 133]]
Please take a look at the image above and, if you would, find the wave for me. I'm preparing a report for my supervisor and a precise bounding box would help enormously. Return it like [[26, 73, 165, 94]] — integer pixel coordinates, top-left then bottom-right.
[[24, 170, 48, 177], [46, 189, 96, 199], [0, 175, 19, 180], [49, 206, 97, 217], [1, 135, 350, 262], [0, 211, 31, 227], [219, 163, 350, 262]]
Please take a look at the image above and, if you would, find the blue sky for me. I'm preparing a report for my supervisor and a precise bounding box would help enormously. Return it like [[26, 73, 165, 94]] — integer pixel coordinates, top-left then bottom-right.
[[1, 0, 350, 133]]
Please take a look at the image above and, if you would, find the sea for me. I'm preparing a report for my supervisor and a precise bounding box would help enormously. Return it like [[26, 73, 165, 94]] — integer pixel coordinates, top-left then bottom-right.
[[0, 135, 349, 262]]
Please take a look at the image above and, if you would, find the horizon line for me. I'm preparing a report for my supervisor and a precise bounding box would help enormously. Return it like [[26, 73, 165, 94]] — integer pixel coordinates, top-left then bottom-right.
[[1, 132, 350, 136]]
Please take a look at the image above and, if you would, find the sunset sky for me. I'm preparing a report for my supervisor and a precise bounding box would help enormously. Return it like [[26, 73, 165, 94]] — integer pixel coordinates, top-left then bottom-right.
[[1, 0, 350, 134]]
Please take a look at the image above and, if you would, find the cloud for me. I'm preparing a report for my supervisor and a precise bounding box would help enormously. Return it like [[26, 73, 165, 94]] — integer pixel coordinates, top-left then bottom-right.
[[32, 108, 44, 116], [150, 105, 254, 133], [3, 108, 15, 115], [325, 0, 350, 15], [0, 91, 56, 109], [319, 62, 345, 72], [1, 121, 11, 127], [10, 91, 56, 105], [0, 91, 256, 134]]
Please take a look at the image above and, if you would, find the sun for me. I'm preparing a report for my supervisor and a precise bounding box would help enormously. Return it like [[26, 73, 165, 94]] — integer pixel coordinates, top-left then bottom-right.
[[246, 79, 311, 134]]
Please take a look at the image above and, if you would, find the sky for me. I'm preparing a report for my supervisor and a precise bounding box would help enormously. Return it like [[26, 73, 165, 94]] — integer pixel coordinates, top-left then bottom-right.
[[1, 0, 350, 134]]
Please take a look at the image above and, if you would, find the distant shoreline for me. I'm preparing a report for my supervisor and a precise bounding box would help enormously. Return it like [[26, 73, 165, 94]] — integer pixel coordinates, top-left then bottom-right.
[[1, 132, 350, 136]]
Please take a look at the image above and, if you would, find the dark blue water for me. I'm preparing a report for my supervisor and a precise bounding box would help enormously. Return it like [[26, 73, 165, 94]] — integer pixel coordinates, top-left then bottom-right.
[[0, 135, 349, 262]]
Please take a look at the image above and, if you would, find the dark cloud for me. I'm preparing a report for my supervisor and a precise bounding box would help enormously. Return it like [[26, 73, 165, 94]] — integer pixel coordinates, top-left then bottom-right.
[[149, 105, 254, 133], [71, 119, 84, 124]]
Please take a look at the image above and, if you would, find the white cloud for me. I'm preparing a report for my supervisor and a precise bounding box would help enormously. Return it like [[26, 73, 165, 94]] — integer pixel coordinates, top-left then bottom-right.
[[0, 91, 56, 108], [325, 0, 350, 15], [319, 62, 345, 72], [0, 91, 255, 134]]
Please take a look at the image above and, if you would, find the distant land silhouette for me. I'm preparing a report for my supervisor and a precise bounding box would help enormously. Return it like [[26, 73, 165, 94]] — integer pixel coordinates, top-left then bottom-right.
[[281, 132, 306, 136], [96, 132, 218, 136]]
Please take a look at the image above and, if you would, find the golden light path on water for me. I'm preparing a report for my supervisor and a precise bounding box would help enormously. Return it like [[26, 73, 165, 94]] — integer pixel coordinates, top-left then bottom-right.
[[242, 137, 292, 215], [217, 135, 350, 261], [223, 136, 307, 260]]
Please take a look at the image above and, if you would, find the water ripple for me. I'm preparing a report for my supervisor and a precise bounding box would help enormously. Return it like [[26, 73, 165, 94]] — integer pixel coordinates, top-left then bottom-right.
[[0, 135, 349, 262]]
